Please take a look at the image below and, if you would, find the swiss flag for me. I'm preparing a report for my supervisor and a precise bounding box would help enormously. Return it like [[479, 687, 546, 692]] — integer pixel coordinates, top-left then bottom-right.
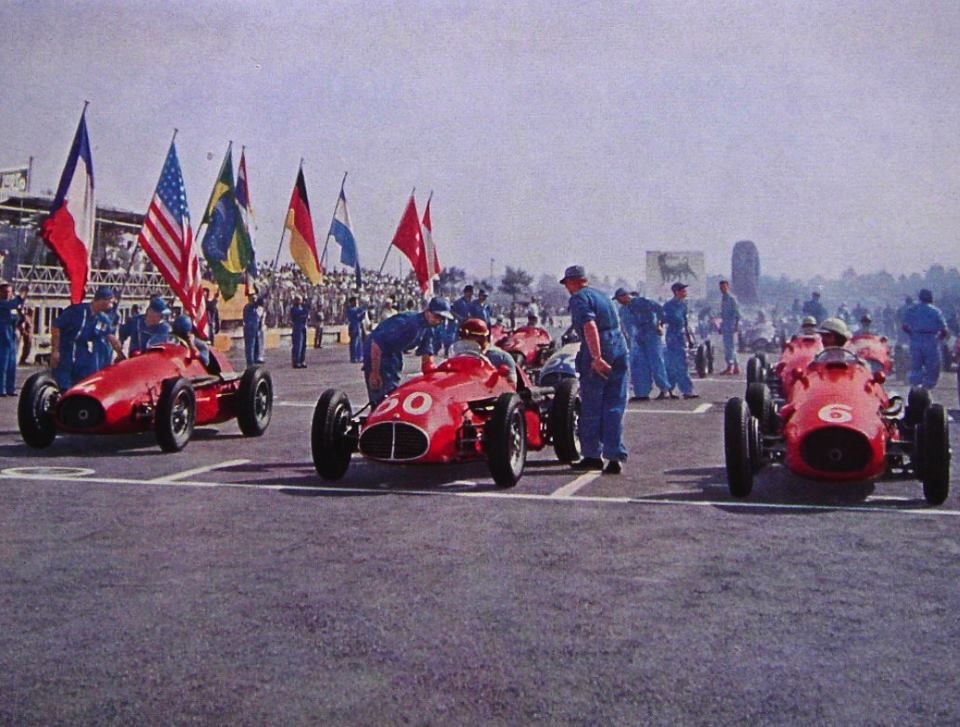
[[390, 193, 430, 292]]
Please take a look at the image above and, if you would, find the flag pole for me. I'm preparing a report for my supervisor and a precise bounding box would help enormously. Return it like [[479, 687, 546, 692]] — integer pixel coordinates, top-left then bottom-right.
[[319, 171, 347, 270], [272, 158, 303, 274], [379, 187, 414, 275]]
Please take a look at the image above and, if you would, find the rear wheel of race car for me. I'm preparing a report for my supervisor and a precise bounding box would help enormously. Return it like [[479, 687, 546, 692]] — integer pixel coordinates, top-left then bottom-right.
[[17, 371, 59, 449], [724, 397, 754, 498], [311, 389, 354, 481], [919, 404, 950, 506], [486, 392, 526, 488], [747, 415, 763, 473], [550, 377, 580, 463], [156, 377, 195, 452], [746, 355, 765, 385], [905, 386, 931, 428], [237, 365, 273, 437], [745, 382, 775, 435]]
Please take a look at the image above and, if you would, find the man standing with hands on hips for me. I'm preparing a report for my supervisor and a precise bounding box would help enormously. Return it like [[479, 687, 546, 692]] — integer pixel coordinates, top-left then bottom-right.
[[560, 265, 628, 475]]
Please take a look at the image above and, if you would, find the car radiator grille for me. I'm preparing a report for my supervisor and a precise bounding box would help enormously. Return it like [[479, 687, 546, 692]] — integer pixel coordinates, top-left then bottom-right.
[[800, 427, 872, 473], [58, 396, 105, 430], [359, 422, 429, 461]]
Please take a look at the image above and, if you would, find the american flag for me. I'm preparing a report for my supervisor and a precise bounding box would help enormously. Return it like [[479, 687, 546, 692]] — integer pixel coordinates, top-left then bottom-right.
[[137, 141, 209, 338]]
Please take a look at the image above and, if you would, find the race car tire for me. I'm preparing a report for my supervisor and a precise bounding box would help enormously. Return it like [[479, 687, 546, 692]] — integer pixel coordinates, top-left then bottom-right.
[[550, 377, 581, 463], [745, 355, 765, 385], [748, 415, 763, 474], [905, 387, 931, 428], [486, 392, 526, 488], [18, 371, 59, 449], [706, 340, 715, 374], [237, 365, 273, 437], [724, 397, 754, 498], [311, 389, 354, 481], [156, 377, 196, 452], [919, 404, 950, 506], [695, 342, 709, 379], [745, 382, 776, 434]]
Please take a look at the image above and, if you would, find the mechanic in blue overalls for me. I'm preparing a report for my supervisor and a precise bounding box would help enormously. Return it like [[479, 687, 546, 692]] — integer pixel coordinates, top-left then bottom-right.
[[0, 283, 25, 396], [242, 292, 264, 368], [73, 292, 125, 381], [902, 288, 948, 389], [51, 287, 124, 388], [802, 291, 828, 324], [118, 303, 141, 353], [125, 297, 172, 356], [561, 265, 628, 475], [662, 282, 699, 399], [473, 289, 492, 325], [622, 289, 670, 401], [448, 285, 478, 354], [289, 295, 309, 369], [346, 296, 367, 364], [362, 297, 453, 408], [612, 288, 644, 401], [719, 279, 740, 375]]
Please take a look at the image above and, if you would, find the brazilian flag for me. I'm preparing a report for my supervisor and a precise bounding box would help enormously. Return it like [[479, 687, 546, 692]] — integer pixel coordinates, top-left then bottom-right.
[[200, 144, 254, 300]]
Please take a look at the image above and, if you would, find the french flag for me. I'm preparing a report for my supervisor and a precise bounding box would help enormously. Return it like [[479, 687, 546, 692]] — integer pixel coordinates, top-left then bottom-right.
[[42, 109, 95, 304]]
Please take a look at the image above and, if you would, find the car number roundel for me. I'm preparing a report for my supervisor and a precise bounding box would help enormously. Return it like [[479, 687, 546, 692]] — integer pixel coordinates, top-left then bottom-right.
[[402, 392, 433, 415], [818, 403, 854, 423]]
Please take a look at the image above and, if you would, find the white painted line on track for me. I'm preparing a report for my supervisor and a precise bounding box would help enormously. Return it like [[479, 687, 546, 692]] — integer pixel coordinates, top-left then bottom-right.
[[147, 459, 251, 483], [275, 401, 318, 408], [626, 403, 712, 415], [3, 471, 958, 518], [550, 471, 602, 498]]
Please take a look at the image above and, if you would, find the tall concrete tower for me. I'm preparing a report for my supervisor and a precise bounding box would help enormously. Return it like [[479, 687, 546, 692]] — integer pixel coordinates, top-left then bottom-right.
[[731, 240, 760, 304]]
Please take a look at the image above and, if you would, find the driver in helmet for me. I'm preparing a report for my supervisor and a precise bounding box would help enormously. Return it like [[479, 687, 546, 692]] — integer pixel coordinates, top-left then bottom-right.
[[817, 317, 852, 348], [799, 315, 818, 336], [450, 317, 518, 384], [150, 314, 212, 368]]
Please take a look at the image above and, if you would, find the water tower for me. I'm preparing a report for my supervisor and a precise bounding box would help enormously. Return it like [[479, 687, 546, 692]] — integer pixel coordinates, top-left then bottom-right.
[[731, 240, 760, 304]]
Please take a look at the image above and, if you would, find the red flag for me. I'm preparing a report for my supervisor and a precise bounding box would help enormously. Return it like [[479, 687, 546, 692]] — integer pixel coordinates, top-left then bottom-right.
[[421, 193, 442, 279], [391, 194, 429, 292], [41, 110, 95, 304]]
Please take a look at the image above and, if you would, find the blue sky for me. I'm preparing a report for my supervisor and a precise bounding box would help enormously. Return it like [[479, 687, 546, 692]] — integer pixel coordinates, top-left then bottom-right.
[[2, 0, 958, 283]]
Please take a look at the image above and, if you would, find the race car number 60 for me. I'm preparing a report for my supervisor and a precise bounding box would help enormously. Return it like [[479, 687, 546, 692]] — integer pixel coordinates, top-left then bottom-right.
[[818, 403, 854, 423]]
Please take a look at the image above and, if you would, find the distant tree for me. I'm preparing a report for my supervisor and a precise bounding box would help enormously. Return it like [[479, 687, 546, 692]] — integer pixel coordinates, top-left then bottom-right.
[[437, 266, 467, 297], [499, 266, 533, 302], [534, 273, 568, 312]]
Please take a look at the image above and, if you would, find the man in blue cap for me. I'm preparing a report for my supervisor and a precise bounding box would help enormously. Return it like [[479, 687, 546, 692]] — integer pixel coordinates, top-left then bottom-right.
[[123, 296, 172, 356], [662, 282, 698, 399], [473, 289, 492, 325], [363, 297, 453, 407], [0, 283, 27, 396], [614, 287, 669, 401], [902, 288, 948, 388], [242, 292, 265, 367], [289, 295, 309, 368], [51, 286, 124, 389], [801, 291, 827, 324], [561, 265, 628, 474], [345, 296, 367, 364]]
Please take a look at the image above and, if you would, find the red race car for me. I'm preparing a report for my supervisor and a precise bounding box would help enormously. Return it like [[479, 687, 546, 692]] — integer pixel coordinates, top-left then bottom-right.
[[18, 343, 273, 452], [727, 346, 950, 505], [310, 350, 580, 487], [496, 326, 554, 371]]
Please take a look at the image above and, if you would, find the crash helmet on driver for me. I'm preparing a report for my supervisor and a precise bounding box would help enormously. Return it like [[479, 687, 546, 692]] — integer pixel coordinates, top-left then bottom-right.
[[459, 317, 489, 343], [817, 316, 851, 344], [801, 316, 817, 328], [172, 314, 193, 339]]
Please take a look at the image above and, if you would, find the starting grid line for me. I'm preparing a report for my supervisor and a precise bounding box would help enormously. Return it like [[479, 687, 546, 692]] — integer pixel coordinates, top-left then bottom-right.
[[2, 470, 957, 518]]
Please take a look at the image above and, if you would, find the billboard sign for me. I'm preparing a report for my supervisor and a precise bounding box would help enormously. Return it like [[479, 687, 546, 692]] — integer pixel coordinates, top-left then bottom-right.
[[0, 166, 29, 196], [645, 250, 706, 301]]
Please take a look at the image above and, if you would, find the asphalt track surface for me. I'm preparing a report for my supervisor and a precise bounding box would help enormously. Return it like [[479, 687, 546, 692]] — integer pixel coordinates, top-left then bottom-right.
[[2, 339, 959, 725]]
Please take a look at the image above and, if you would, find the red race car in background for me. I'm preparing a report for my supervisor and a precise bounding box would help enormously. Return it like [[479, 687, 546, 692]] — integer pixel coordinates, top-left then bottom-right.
[[18, 343, 273, 452], [496, 325, 554, 372], [727, 346, 950, 505], [311, 349, 580, 488]]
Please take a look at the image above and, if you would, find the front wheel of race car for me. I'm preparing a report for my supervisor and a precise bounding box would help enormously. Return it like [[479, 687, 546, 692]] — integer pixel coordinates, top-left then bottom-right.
[[311, 389, 354, 481], [237, 365, 273, 437], [18, 371, 60, 449], [745, 355, 765, 385], [549, 377, 580, 463], [156, 377, 196, 452], [745, 382, 776, 434], [486, 392, 527, 488], [919, 404, 950, 506], [724, 397, 755, 498]]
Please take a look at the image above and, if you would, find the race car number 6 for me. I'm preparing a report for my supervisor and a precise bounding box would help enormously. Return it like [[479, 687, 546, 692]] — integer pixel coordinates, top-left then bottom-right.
[[818, 403, 854, 423]]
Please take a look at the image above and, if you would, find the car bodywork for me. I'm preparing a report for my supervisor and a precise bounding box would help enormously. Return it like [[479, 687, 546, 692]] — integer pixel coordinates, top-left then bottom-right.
[[18, 343, 273, 452], [728, 346, 950, 505], [496, 326, 554, 371], [311, 351, 580, 487]]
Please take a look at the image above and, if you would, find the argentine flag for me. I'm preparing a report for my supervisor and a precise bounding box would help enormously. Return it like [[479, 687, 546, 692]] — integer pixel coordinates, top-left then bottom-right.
[[328, 186, 361, 285]]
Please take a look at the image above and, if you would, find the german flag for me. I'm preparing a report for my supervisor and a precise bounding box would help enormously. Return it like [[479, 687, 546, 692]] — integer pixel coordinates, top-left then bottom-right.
[[285, 166, 322, 284]]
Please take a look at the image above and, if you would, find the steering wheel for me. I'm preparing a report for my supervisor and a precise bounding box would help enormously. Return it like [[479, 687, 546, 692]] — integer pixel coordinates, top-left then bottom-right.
[[812, 347, 863, 366]]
